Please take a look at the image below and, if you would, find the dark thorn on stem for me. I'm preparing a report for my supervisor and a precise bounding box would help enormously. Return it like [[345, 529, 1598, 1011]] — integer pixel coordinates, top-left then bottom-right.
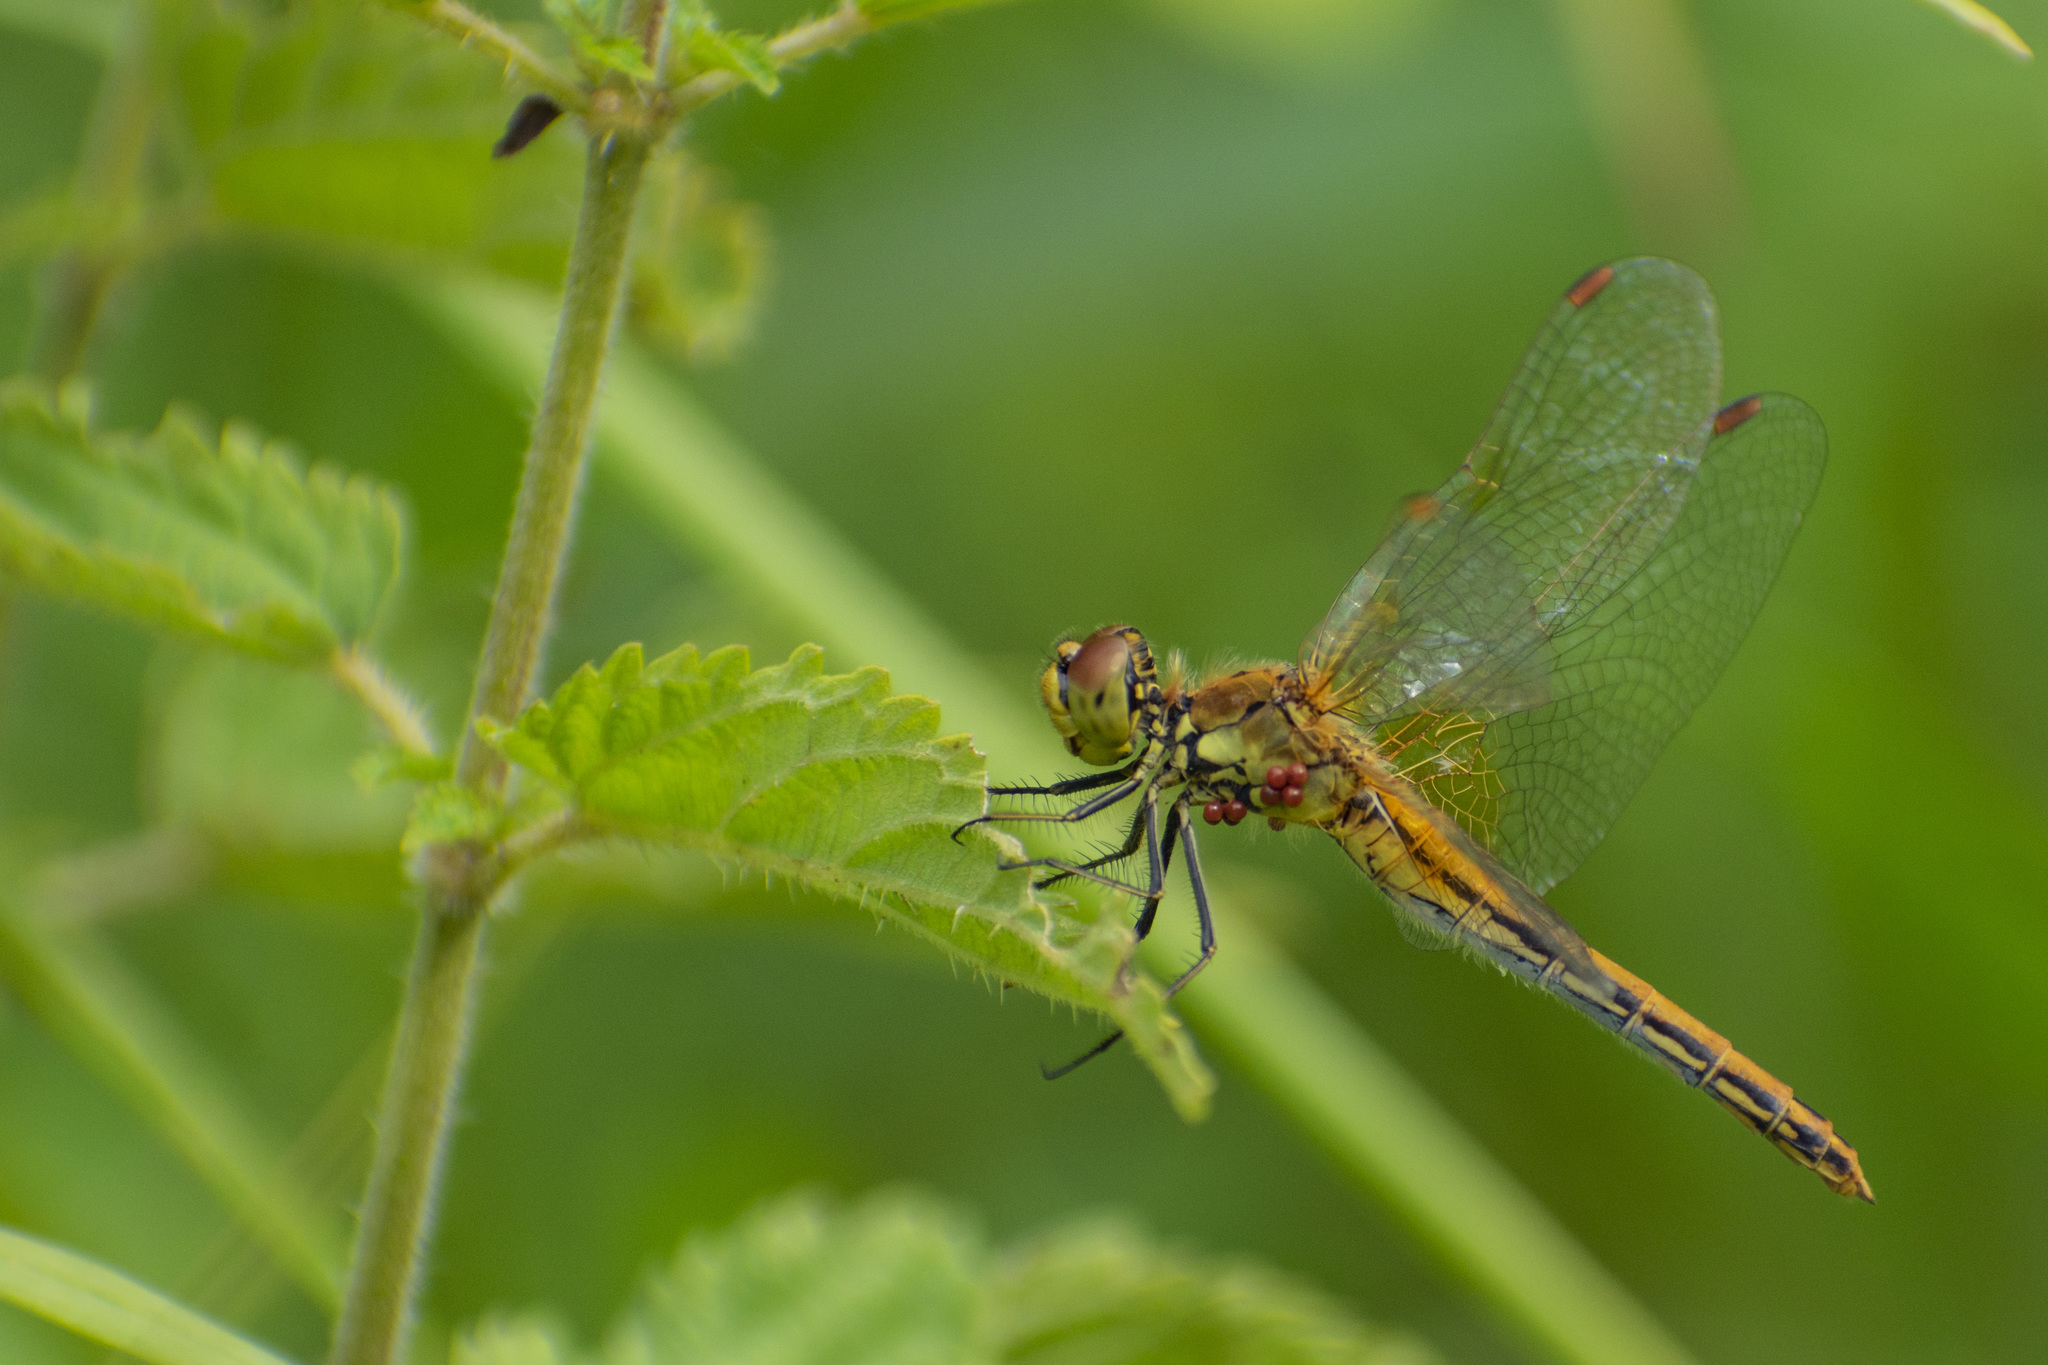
[[493, 95, 564, 159]]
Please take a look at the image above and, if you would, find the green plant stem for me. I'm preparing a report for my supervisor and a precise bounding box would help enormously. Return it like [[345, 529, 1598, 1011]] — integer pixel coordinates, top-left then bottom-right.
[[455, 132, 653, 792], [27, 3, 156, 381], [329, 129, 655, 1365], [331, 648, 438, 761], [324, 902, 484, 1365]]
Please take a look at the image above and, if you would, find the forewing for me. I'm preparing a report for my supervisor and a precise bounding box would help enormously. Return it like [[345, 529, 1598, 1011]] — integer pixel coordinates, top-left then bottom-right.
[[1303, 258, 1724, 721], [1373, 394, 1826, 893]]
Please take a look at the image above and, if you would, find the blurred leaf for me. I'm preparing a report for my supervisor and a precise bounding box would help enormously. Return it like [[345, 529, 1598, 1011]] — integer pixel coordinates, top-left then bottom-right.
[[990, 1219, 1438, 1365], [456, 1314, 592, 1365], [0, 0, 122, 52], [454, 1190, 1434, 1365], [160, 0, 587, 278], [152, 653, 415, 850], [149, 2, 769, 353], [631, 150, 771, 363], [611, 1190, 980, 1365], [0, 1224, 296, 1365], [0, 901, 347, 1307], [481, 640, 1214, 1118], [1915, 0, 2032, 57], [0, 381, 404, 665]]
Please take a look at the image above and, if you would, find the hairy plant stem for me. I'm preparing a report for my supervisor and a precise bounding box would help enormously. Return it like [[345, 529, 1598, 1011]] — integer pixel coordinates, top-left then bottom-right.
[[456, 131, 654, 791], [327, 128, 655, 1365]]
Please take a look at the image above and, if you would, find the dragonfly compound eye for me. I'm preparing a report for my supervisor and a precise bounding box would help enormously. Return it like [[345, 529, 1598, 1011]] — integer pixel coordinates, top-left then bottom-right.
[[1039, 627, 1142, 765]]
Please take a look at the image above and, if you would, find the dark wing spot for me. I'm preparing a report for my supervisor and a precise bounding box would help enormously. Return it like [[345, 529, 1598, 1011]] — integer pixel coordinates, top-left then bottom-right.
[[1566, 264, 1616, 308], [1713, 394, 1764, 435]]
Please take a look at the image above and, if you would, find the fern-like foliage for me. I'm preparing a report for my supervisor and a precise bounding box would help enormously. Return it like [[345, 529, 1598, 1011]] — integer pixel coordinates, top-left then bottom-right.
[[474, 641, 1213, 1116], [452, 1189, 1438, 1365], [0, 380, 402, 664]]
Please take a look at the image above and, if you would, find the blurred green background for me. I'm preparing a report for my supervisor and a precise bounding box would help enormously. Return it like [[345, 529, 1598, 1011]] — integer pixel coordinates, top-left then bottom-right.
[[1, 0, 2045, 1361]]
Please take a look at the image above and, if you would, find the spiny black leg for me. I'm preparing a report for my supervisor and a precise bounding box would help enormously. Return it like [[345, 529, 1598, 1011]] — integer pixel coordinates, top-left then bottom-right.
[[1035, 801, 1148, 890], [954, 772, 1149, 851], [1128, 800, 1184, 944], [981, 774, 1147, 825], [987, 760, 1142, 798], [1041, 1030, 1127, 1080], [952, 762, 1146, 845], [998, 789, 1166, 899], [1043, 794, 1182, 1080], [1159, 802, 1216, 999]]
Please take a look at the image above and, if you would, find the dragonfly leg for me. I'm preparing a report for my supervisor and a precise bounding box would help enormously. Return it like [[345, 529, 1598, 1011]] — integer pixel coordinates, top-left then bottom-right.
[[1157, 802, 1216, 999], [995, 788, 1165, 900], [1043, 796, 1200, 1081], [986, 761, 1143, 798], [1035, 801, 1148, 890], [1128, 802, 1181, 944], [951, 769, 1149, 845]]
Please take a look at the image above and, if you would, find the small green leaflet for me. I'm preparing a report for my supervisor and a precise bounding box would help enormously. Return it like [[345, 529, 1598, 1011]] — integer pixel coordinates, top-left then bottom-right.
[[685, 26, 778, 94], [0, 1225, 295, 1365], [544, 0, 657, 80], [478, 642, 1213, 1118], [0, 381, 403, 665], [451, 1189, 1438, 1365]]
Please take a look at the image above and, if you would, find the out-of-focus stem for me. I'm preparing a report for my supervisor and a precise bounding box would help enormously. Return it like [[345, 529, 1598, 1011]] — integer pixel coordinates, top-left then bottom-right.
[[27, 6, 156, 380]]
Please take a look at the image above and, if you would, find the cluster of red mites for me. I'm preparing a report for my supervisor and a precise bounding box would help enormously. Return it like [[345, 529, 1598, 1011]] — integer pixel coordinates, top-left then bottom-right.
[[1203, 763, 1310, 828]]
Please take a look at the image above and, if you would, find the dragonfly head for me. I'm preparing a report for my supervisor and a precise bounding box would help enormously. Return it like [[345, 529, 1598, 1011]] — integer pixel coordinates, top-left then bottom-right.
[[1040, 625, 1159, 765]]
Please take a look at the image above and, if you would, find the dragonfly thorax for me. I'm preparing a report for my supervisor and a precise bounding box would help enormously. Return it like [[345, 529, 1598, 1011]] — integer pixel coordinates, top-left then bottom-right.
[[1039, 625, 1167, 766]]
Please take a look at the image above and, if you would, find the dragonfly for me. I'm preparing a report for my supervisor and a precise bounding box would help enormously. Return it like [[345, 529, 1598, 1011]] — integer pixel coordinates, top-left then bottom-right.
[[967, 258, 1871, 1200]]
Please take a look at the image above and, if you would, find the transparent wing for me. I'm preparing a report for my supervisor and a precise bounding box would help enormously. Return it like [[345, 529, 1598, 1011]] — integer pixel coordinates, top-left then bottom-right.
[[1362, 394, 1825, 893], [1302, 259, 1826, 892], [1304, 258, 1722, 719]]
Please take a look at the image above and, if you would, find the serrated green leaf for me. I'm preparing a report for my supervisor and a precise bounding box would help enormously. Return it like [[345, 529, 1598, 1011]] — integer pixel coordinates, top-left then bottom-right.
[[685, 28, 778, 94], [0, 381, 405, 665], [990, 1220, 1439, 1365], [484, 641, 1214, 1118], [611, 1191, 980, 1365], [0, 1225, 296, 1365]]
